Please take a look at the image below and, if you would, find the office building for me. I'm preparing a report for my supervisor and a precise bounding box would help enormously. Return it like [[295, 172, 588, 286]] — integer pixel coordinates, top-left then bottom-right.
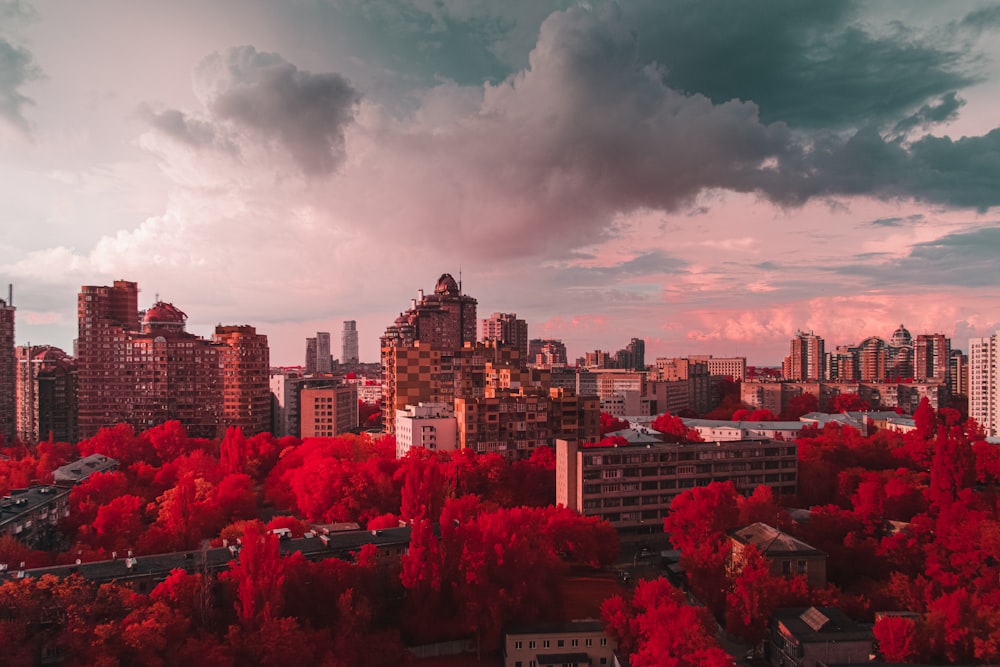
[[342, 320, 359, 365], [299, 382, 358, 438]]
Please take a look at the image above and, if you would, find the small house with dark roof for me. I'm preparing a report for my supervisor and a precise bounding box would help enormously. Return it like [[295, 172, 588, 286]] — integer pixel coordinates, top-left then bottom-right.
[[768, 606, 873, 667], [729, 522, 827, 588]]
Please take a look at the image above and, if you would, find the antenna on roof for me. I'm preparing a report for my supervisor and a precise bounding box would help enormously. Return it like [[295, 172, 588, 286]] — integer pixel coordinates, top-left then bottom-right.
[[155, 293, 159, 303], [458, 266, 462, 294]]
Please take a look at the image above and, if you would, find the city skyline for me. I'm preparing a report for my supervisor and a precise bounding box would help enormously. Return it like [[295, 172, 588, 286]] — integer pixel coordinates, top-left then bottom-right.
[[2, 2, 1000, 365]]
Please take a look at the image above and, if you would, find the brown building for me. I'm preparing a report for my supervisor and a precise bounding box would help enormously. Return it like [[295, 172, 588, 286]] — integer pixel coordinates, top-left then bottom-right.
[[0, 292, 14, 445], [213, 325, 271, 435], [557, 436, 797, 531], [382, 273, 477, 350], [528, 338, 568, 367], [655, 358, 712, 414], [728, 522, 827, 589], [76, 281, 269, 439], [785, 331, 825, 381], [15, 346, 77, 445], [482, 312, 528, 361], [914, 333, 950, 384], [300, 382, 358, 437]]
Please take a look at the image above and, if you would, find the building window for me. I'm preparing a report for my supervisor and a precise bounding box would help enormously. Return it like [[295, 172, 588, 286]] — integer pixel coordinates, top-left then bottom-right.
[[600, 638, 607, 646], [571, 639, 579, 647], [585, 639, 592, 647], [528, 641, 535, 649], [543, 640, 550, 648], [797, 560, 807, 574], [557, 639, 564, 647], [514, 641, 522, 649], [782, 560, 792, 575]]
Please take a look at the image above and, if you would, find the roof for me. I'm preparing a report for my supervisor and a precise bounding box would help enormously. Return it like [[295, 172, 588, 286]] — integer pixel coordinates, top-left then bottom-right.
[[683, 418, 805, 430], [506, 619, 606, 636], [604, 427, 663, 445], [0, 486, 71, 530], [773, 606, 872, 643], [53, 454, 119, 485], [142, 301, 187, 326], [728, 522, 825, 557]]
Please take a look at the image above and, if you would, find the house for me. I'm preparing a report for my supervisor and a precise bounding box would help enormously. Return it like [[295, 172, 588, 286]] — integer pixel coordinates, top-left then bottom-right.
[[729, 522, 827, 589]]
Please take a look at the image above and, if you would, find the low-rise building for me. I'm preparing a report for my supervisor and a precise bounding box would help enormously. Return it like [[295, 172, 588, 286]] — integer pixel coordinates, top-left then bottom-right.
[[557, 437, 797, 531], [0, 485, 71, 549], [52, 454, 119, 485], [768, 606, 873, 667], [395, 402, 458, 458], [682, 419, 809, 441], [504, 620, 616, 667], [729, 522, 827, 589]]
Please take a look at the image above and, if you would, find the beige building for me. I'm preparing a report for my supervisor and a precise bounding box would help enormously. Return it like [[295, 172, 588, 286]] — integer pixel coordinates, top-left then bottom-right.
[[557, 436, 797, 531], [504, 620, 615, 667], [769, 607, 872, 667], [395, 402, 458, 458], [300, 382, 358, 437]]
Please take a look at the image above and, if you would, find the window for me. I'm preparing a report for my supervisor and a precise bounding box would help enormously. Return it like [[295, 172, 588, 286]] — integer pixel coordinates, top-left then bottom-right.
[[529, 641, 536, 649], [557, 639, 564, 647], [782, 560, 792, 575], [514, 641, 522, 649], [600, 638, 608, 646], [543, 640, 550, 648], [797, 560, 807, 574], [571, 639, 579, 647], [516, 663, 522, 667], [585, 638, 592, 647]]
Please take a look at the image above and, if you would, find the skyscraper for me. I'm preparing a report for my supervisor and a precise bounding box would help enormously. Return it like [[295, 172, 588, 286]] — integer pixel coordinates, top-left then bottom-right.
[[481, 312, 528, 360], [15, 345, 77, 445], [0, 289, 15, 444], [914, 333, 951, 384], [315, 332, 332, 373], [342, 320, 359, 365], [969, 333, 999, 437]]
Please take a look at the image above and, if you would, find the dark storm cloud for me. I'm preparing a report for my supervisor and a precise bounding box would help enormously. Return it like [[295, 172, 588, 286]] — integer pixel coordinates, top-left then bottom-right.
[[961, 5, 1000, 31], [893, 92, 966, 134], [0, 37, 37, 133], [870, 214, 924, 227], [836, 227, 1000, 287], [205, 47, 360, 174], [148, 46, 360, 175]]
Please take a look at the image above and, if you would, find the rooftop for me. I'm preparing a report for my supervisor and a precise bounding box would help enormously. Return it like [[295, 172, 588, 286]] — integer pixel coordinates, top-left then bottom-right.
[[729, 522, 825, 557]]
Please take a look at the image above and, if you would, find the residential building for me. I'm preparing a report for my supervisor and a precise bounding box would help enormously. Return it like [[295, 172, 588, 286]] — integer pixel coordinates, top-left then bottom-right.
[[482, 312, 529, 360], [741, 380, 947, 415], [394, 402, 458, 458], [528, 339, 568, 368], [52, 454, 119, 485], [342, 320, 359, 365], [785, 331, 824, 381], [213, 326, 271, 436], [382, 273, 477, 350], [503, 620, 616, 667], [15, 346, 77, 445], [269, 368, 302, 437], [304, 332, 332, 375], [682, 419, 809, 442], [914, 333, 950, 384], [728, 522, 827, 588], [949, 349, 968, 397], [615, 337, 645, 371], [76, 280, 268, 439], [970, 333, 999, 436], [0, 290, 14, 445], [304, 337, 317, 375], [556, 436, 797, 531], [768, 606, 873, 667], [655, 358, 711, 414], [0, 485, 71, 549], [689, 355, 747, 382], [299, 382, 358, 437]]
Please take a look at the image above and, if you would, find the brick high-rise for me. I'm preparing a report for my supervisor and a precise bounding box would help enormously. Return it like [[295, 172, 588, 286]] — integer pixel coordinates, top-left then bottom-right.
[[914, 333, 951, 384], [15, 346, 77, 445], [481, 312, 528, 360], [786, 331, 825, 381], [76, 280, 269, 439], [213, 325, 271, 436]]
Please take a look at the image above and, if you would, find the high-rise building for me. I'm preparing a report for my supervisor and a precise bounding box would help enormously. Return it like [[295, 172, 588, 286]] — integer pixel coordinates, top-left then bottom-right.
[[969, 333, 999, 437], [300, 382, 358, 437], [15, 345, 77, 445], [914, 333, 951, 384], [76, 280, 268, 439], [305, 337, 317, 374], [786, 331, 825, 381], [0, 290, 15, 445], [481, 312, 528, 360], [380, 274, 477, 433], [615, 338, 645, 370], [949, 350, 968, 397], [315, 332, 332, 373], [342, 320, 359, 365], [213, 326, 271, 436], [528, 339, 568, 367]]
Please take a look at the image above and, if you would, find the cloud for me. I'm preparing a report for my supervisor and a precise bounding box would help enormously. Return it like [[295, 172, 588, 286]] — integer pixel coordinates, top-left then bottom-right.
[[893, 92, 966, 134], [836, 226, 1000, 287], [0, 37, 38, 134], [147, 46, 360, 175], [870, 214, 924, 227]]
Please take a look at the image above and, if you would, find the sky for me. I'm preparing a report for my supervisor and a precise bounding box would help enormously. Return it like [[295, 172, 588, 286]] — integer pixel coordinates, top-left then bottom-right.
[[2, 0, 1000, 366]]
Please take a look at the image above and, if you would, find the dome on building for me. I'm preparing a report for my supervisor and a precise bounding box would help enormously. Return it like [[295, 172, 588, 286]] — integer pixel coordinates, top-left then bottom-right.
[[33, 346, 67, 362], [142, 302, 187, 329], [434, 273, 460, 295], [890, 324, 912, 347]]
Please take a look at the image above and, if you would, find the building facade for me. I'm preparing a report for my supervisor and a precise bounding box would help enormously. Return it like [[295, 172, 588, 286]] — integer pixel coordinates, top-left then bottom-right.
[[15, 346, 77, 445], [504, 620, 616, 667], [556, 437, 797, 531], [342, 320, 359, 365], [0, 292, 14, 445], [785, 331, 825, 381], [299, 382, 358, 438], [970, 333, 999, 436], [482, 312, 529, 360], [213, 326, 271, 436], [394, 402, 458, 458]]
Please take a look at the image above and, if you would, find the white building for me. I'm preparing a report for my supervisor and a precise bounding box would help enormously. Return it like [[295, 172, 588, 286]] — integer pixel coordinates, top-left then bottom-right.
[[970, 333, 999, 436], [394, 402, 458, 458]]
